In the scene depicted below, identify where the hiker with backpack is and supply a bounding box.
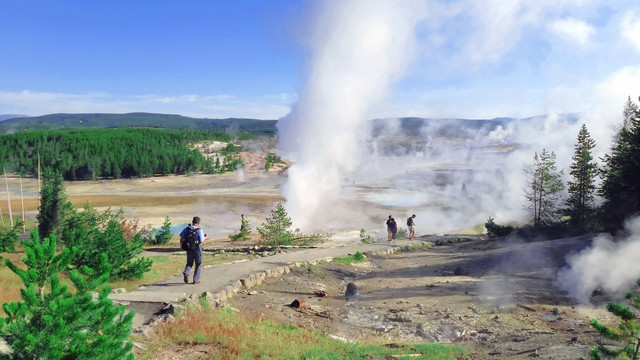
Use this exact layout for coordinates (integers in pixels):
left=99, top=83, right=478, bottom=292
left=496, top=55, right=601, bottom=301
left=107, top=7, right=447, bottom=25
left=180, top=216, right=206, bottom=284
left=407, top=214, right=416, bottom=241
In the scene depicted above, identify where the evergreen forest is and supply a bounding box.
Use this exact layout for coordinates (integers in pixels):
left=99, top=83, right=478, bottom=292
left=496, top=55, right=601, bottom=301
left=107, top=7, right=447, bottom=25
left=0, top=128, right=251, bottom=180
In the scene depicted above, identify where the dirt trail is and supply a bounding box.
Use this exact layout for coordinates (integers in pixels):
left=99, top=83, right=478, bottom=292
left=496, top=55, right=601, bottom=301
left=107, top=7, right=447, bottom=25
left=229, top=235, right=617, bottom=359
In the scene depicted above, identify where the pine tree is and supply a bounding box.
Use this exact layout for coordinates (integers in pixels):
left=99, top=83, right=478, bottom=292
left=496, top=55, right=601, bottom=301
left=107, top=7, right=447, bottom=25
left=37, top=168, right=73, bottom=240
left=0, top=220, right=22, bottom=255
left=61, top=205, right=153, bottom=280
left=600, top=97, right=640, bottom=230
left=567, top=124, right=597, bottom=230
left=0, top=231, right=135, bottom=359
left=524, top=149, right=565, bottom=228
left=257, top=203, right=294, bottom=246
left=148, top=216, right=173, bottom=245
left=586, top=279, right=640, bottom=359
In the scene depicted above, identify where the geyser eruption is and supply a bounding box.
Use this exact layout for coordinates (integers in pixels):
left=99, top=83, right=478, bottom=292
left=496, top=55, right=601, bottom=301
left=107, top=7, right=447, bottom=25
left=277, top=0, right=427, bottom=230
left=558, top=216, right=640, bottom=303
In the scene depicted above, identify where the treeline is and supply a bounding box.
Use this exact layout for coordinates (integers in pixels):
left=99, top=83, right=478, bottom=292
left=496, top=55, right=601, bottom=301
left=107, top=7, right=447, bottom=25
left=488, top=96, right=640, bottom=237
left=0, top=112, right=278, bottom=135
left=0, top=128, right=250, bottom=180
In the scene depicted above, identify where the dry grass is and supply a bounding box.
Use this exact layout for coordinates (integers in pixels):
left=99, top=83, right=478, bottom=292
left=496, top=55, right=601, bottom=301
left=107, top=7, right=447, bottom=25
left=66, top=194, right=282, bottom=209
left=135, top=306, right=465, bottom=360
left=0, top=255, right=23, bottom=307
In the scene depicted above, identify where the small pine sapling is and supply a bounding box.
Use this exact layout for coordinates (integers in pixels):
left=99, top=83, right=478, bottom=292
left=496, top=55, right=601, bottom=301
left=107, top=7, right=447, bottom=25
left=586, top=278, right=640, bottom=359
left=257, top=203, right=294, bottom=246
left=359, top=228, right=373, bottom=244
left=149, top=216, right=172, bottom=245
left=229, top=217, right=251, bottom=242
left=0, top=231, right=135, bottom=359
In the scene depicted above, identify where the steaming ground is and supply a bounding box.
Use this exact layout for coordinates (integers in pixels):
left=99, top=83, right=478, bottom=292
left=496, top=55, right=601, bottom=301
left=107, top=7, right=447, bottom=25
left=230, top=235, right=619, bottom=359
left=6, top=166, right=631, bottom=358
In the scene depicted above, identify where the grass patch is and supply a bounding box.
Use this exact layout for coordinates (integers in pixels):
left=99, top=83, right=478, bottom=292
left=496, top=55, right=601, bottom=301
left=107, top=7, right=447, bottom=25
left=331, top=251, right=366, bottom=266
left=135, top=306, right=465, bottom=360
left=300, top=263, right=326, bottom=277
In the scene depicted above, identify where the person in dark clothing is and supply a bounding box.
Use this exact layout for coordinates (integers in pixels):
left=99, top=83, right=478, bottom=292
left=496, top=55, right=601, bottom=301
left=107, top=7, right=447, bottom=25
left=386, top=215, right=398, bottom=242
left=180, top=216, right=206, bottom=284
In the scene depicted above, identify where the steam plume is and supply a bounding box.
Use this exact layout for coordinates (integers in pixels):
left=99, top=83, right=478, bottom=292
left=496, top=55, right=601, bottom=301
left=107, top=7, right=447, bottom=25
left=558, top=216, right=640, bottom=303
left=277, top=0, right=427, bottom=230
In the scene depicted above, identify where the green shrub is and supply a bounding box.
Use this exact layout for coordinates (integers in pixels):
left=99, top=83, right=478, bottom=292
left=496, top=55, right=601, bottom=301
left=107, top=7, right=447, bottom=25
left=61, top=205, right=152, bottom=280
left=229, top=217, right=251, bottom=241
left=228, top=231, right=250, bottom=241
left=257, top=203, right=294, bottom=246
left=257, top=203, right=327, bottom=246
left=146, top=216, right=172, bottom=245
left=359, top=228, right=373, bottom=244
left=485, top=217, right=514, bottom=238
left=0, top=220, right=22, bottom=254
left=1, top=231, right=135, bottom=359
left=332, top=251, right=366, bottom=265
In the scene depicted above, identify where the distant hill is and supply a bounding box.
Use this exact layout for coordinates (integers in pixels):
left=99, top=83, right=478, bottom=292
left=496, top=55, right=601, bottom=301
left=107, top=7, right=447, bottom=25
left=0, top=114, right=25, bottom=122
left=371, top=114, right=578, bottom=138
left=0, top=112, right=579, bottom=137
left=0, top=112, right=278, bottom=135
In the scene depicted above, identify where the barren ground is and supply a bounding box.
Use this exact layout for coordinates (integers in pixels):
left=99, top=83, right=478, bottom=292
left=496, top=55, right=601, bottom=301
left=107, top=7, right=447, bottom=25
left=2, top=170, right=620, bottom=359
left=229, top=236, right=616, bottom=359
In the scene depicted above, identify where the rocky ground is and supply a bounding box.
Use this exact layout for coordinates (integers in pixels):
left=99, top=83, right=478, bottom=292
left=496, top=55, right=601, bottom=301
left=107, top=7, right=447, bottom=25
left=229, top=235, right=618, bottom=359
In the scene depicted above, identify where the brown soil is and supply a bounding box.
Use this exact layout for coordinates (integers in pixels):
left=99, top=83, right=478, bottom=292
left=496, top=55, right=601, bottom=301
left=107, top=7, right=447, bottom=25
left=1, top=171, right=619, bottom=359
left=229, top=236, right=616, bottom=359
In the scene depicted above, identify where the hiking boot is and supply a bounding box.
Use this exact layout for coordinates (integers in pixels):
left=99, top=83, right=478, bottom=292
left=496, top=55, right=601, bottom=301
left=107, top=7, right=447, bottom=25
left=183, top=274, right=189, bottom=284
left=193, top=280, right=201, bottom=285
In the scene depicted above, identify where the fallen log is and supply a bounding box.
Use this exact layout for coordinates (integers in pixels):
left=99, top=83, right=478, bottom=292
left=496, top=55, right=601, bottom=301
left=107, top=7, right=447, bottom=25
left=515, top=348, right=540, bottom=355
left=516, top=303, right=537, bottom=312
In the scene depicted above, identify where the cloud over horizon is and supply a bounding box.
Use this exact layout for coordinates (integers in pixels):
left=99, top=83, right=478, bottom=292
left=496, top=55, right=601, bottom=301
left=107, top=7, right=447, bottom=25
left=1, top=1, right=638, bottom=121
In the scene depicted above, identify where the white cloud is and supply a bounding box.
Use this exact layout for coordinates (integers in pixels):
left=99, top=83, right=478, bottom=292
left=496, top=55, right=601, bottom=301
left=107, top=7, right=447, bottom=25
left=621, top=10, right=640, bottom=52
left=0, top=90, right=292, bottom=119
left=595, top=65, right=640, bottom=105
left=548, top=17, right=595, bottom=47
left=436, top=0, right=598, bottom=66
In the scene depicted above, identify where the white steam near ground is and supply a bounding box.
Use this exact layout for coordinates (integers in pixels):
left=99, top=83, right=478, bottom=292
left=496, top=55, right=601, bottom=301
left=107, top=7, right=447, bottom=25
left=558, top=216, right=640, bottom=304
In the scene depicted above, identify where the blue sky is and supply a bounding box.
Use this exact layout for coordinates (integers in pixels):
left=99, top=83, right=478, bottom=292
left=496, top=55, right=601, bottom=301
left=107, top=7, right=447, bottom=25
left=1, top=1, right=639, bottom=120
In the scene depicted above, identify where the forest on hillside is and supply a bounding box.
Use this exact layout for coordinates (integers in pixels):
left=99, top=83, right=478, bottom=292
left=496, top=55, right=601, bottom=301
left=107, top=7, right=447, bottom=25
left=0, top=128, right=250, bottom=180
left=0, top=112, right=278, bottom=135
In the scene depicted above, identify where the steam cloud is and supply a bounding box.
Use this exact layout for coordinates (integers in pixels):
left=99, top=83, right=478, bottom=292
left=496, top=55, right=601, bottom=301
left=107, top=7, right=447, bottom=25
left=277, top=0, right=427, bottom=230
left=558, top=216, right=640, bottom=303
left=276, top=0, right=630, bottom=236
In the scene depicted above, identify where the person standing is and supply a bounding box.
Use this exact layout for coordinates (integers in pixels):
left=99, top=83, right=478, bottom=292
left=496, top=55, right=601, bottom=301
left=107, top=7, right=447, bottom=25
left=240, top=214, right=248, bottom=232
left=180, top=216, right=206, bottom=284
left=386, top=215, right=398, bottom=242
left=407, top=214, right=416, bottom=241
